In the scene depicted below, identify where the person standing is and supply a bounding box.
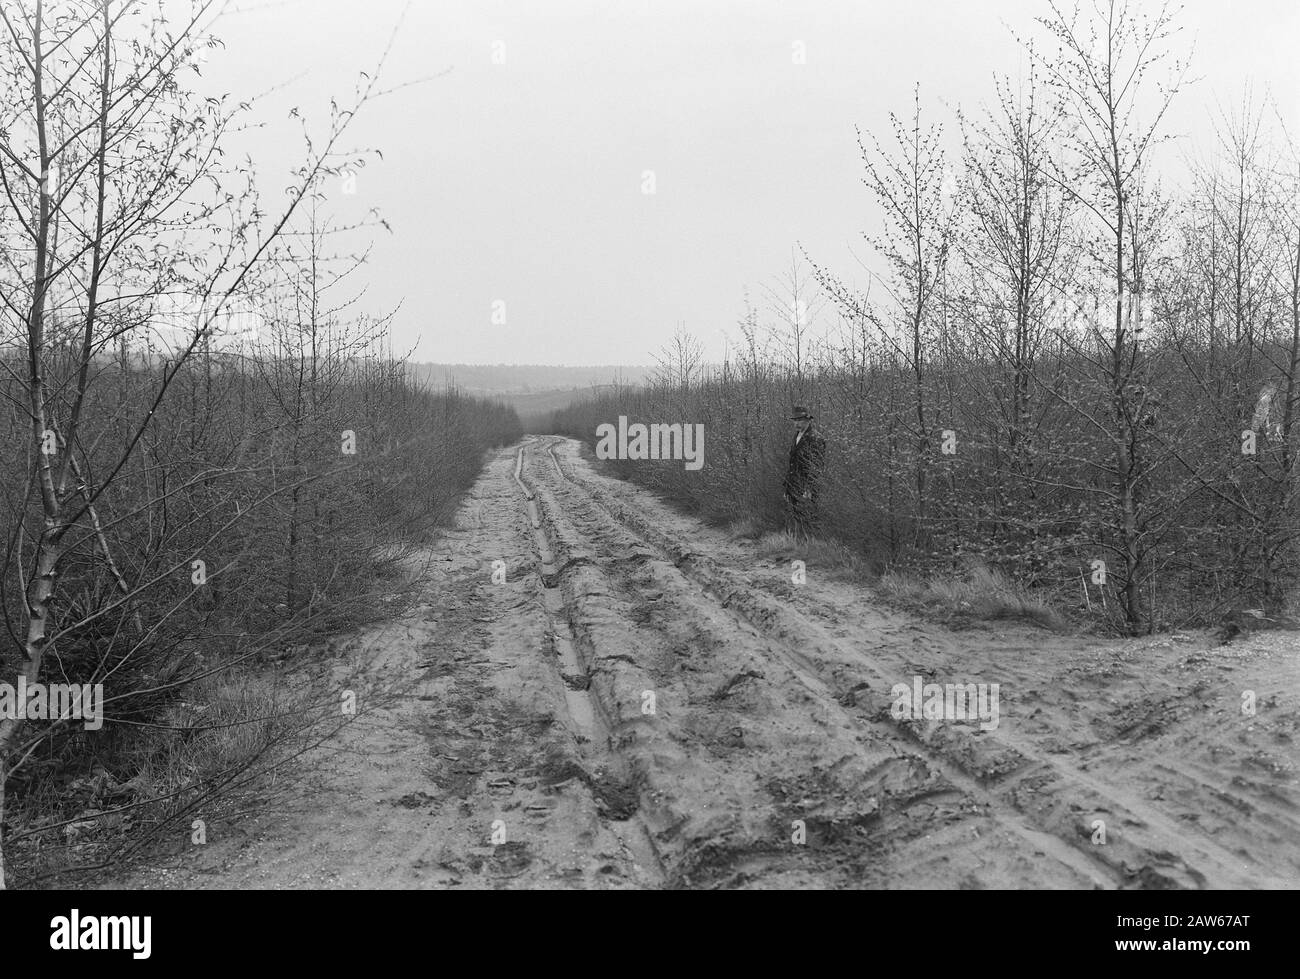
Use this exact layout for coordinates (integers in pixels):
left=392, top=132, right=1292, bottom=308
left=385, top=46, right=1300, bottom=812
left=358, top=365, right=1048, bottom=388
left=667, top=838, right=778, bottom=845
left=782, top=406, right=826, bottom=539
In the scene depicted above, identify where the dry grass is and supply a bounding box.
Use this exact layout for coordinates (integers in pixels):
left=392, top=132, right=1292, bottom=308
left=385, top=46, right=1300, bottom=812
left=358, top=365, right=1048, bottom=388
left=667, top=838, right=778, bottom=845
left=6, top=654, right=345, bottom=888
left=752, top=530, right=862, bottom=574
left=878, top=562, right=1068, bottom=632
left=727, top=517, right=767, bottom=541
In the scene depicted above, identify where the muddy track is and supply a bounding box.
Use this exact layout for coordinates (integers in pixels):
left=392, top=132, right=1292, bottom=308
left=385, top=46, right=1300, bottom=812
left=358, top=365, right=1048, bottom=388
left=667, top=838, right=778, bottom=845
left=513, top=438, right=1099, bottom=886
left=515, top=435, right=1298, bottom=889
left=135, top=437, right=1296, bottom=890
left=512, top=440, right=664, bottom=877
left=517, top=437, right=1113, bottom=886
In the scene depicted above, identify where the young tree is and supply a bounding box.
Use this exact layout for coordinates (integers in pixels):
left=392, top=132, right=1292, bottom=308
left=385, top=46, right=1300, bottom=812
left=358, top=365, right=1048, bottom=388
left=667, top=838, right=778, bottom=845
left=956, top=69, right=1072, bottom=482
left=1025, top=0, right=1190, bottom=632
left=0, top=0, right=401, bottom=887
left=815, top=85, right=954, bottom=541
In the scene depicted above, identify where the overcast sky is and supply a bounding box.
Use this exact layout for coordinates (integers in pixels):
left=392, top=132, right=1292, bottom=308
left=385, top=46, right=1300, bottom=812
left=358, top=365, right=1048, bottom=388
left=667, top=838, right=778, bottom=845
left=201, top=0, right=1300, bottom=366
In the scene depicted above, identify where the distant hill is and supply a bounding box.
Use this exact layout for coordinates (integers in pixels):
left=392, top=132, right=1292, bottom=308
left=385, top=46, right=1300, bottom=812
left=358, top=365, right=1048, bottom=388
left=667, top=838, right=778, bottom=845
left=405, top=363, right=651, bottom=432
left=407, top=363, right=648, bottom=395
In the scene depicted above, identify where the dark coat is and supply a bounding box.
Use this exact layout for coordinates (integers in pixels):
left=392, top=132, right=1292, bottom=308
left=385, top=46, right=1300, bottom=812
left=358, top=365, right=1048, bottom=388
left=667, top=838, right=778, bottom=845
left=783, top=427, right=826, bottom=500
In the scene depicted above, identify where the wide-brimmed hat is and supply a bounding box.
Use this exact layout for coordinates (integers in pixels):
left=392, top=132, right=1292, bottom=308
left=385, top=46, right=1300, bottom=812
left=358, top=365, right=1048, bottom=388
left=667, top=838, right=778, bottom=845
left=789, top=406, right=815, bottom=421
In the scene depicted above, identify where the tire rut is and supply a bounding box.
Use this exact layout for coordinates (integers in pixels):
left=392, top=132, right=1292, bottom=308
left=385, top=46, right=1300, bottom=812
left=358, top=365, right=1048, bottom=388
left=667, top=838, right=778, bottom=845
left=520, top=438, right=1112, bottom=887
left=531, top=436, right=1283, bottom=889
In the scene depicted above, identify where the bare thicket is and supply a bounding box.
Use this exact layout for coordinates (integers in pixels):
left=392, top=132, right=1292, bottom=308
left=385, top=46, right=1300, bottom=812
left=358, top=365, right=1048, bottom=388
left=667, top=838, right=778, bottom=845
left=0, top=0, right=519, bottom=887
left=555, top=0, right=1300, bottom=637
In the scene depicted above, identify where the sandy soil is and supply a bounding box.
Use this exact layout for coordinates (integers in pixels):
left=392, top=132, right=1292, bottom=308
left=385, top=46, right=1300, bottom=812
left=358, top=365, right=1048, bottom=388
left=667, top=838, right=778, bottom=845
left=123, top=437, right=1300, bottom=889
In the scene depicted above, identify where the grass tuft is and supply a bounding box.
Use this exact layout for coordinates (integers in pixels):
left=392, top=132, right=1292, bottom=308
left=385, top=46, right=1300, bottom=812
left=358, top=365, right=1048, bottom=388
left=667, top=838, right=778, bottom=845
left=877, top=562, right=1067, bottom=632
left=753, top=530, right=862, bottom=574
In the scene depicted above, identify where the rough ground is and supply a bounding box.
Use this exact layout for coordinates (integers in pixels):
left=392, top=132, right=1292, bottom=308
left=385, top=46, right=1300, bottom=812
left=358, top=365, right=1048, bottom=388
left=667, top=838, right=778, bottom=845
left=126, top=437, right=1300, bottom=889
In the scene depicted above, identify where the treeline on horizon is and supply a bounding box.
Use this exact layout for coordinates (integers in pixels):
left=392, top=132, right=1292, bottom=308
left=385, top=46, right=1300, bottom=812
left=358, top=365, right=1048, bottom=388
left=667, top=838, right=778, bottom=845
left=406, top=361, right=649, bottom=395
left=555, top=2, right=1300, bottom=638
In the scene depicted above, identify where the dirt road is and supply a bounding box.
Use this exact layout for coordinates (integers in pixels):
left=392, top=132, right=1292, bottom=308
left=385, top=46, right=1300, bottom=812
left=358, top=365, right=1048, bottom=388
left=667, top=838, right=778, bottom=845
left=134, top=437, right=1300, bottom=889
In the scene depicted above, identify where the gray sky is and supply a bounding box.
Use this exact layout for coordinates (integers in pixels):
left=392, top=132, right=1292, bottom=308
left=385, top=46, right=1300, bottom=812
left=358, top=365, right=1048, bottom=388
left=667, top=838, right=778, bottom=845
left=202, top=0, right=1300, bottom=366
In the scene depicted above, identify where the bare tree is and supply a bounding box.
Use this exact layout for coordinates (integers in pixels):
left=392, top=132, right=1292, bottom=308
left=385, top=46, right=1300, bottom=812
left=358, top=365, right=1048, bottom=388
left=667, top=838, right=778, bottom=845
left=0, top=0, right=409, bottom=887
left=815, top=85, right=953, bottom=540
left=1025, top=0, right=1190, bottom=632
left=956, top=68, right=1072, bottom=482
left=760, top=249, right=826, bottom=385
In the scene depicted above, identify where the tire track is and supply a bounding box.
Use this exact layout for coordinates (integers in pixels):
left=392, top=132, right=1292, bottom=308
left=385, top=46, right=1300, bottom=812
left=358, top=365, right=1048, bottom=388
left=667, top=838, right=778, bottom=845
left=532, top=435, right=1285, bottom=889
left=513, top=440, right=665, bottom=879
left=521, top=438, right=1114, bottom=887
